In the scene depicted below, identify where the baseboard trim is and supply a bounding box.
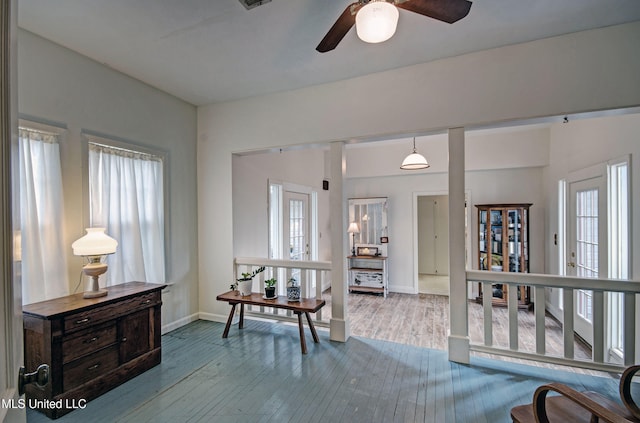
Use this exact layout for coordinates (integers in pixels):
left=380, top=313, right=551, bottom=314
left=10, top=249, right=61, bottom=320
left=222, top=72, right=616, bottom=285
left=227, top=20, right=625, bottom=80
left=198, top=311, right=230, bottom=324
left=161, top=312, right=199, bottom=334
left=390, top=286, right=418, bottom=294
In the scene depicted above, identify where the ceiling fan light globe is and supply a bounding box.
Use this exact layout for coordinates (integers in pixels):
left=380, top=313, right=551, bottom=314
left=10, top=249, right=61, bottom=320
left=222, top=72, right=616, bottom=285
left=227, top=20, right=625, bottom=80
left=400, top=152, right=430, bottom=170
left=356, top=1, right=399, bottom=44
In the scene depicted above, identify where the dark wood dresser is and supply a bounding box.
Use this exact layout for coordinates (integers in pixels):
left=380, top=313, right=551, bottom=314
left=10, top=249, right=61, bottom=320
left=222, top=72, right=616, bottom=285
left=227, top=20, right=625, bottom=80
left=23, top=281, right=166, bottom=418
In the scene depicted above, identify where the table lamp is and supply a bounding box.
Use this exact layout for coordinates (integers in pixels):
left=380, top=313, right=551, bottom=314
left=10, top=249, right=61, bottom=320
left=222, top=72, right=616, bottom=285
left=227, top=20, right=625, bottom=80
left=347, top=222, right=360, bottom=256
left=72, top=228, right=118, bottom=298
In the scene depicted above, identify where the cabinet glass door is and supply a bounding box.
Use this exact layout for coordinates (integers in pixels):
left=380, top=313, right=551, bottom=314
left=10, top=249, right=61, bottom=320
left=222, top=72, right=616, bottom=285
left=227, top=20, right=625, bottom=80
left=507, top=209, right=521, bottom=272
left=479, top=210, right=487, bottom=270
left=490, top=210, right=503, bottom=271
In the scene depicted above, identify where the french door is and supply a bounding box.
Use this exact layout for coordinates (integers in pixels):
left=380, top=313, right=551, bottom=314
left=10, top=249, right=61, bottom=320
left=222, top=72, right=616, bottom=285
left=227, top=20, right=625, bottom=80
left=282, top=190, right=310, bottom=292
left=567, top=174, right=606, bottom=346
left=284, top=191, right=309, bottom=262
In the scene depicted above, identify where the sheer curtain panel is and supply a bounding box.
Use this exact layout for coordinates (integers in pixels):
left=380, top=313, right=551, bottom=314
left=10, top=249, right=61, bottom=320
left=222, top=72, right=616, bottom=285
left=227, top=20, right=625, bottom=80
left=88, top=142, right=165, bottom=285
left=19, top=128, right=69, bottom=304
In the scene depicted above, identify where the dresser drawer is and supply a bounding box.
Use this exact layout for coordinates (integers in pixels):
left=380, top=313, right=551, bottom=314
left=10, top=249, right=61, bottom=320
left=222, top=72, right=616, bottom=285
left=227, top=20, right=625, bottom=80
left=62, top=323, right=117, bottom=364
left=63, top=345, right=119, bottom=391
left=352, top=270, right=384, bottom=287
left=64, top=291, right=160, bottom=332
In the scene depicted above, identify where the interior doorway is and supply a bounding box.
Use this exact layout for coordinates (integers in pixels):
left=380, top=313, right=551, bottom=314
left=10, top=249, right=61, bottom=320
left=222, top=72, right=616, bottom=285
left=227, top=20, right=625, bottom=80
left=417, top=194, right=450, bottom=296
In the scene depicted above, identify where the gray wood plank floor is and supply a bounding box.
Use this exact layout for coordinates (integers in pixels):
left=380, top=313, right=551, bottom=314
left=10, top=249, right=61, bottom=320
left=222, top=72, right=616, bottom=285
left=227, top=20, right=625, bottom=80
left=27, top=319, right=622, bottom=423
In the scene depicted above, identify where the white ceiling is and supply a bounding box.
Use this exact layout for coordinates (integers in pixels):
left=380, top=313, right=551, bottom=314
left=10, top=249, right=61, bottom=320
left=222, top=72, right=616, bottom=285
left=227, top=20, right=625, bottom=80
left=18, top=0, right=640, bottom=106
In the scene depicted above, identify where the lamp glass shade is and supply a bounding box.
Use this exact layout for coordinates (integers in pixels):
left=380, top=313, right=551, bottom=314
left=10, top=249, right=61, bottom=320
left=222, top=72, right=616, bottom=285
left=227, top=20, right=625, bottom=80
left=72, top=228, right=118, bottom=256
left=400, top=152, right=430, bottom=170
left=347, top=222, right=360, bottom=234
left=356, top=1, right=399, bottom=44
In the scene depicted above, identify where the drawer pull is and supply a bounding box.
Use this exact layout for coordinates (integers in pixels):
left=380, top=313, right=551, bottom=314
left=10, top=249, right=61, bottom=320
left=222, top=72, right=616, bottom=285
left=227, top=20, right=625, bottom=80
left=87, top=363, right=101, bottom=371
left=122, top=337, right=127, bottom=342
left=75, top=318, right=90, bottom=324
left=84, top=337, right=99, bottom=344
left=142, top=299, right=151, bottom=305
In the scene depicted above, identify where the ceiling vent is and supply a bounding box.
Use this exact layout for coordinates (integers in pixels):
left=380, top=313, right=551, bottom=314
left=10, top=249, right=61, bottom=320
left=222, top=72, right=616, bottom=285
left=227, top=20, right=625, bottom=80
left=239, top=0, right=271, bottom=10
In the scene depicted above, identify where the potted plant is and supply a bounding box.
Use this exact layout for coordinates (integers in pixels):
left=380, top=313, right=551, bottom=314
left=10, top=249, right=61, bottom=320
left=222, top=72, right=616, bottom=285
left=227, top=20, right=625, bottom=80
left=231, top=266, right=265, bottom=296
left=286, top=277, right=300, bottom=302
left=264, top=277, right=277, bottom=299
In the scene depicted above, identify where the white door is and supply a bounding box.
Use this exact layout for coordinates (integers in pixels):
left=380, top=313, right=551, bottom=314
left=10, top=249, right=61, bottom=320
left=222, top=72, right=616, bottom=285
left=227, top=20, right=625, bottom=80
left=283, top=191, right=310, bottom=288
left=567, top=175, right=606, bottom=346
left=417, top=195, right=450, bottom=276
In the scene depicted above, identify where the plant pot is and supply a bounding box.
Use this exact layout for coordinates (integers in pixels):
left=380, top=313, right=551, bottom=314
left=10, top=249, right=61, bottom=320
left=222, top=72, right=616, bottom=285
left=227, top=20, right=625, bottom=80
left=286, top=286, right=300, bottom=302
left=264, top=286, right=276, bottom=298
left=237, top=279, right=253, bottom=296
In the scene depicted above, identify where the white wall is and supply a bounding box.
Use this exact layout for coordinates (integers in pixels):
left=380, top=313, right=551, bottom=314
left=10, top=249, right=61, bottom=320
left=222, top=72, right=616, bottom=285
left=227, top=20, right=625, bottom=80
left=198, top=22, right=640, bottom=318
left=18, top=30, right=199, bottom=329
left=232, top=148, right=331, bottom=261
left=543, top=113, right=640, bottom=338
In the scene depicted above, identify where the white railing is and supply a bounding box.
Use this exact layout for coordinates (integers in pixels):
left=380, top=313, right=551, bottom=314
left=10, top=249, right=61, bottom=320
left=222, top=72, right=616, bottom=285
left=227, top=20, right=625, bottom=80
left=234, top=257, right=332, bottom=327
left=467, top=270, right=640, bottom=373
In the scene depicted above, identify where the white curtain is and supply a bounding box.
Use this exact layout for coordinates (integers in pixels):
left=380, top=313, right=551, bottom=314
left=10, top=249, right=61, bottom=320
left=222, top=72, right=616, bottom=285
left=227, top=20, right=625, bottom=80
left=19, top=128, right=69, bottom=304
left=88, top=142, right=165, bottom=285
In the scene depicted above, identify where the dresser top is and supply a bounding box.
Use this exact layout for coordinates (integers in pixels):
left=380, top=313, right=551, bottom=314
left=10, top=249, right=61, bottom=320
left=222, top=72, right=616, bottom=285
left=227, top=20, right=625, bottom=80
left=23, top=281, right=166, bottom=319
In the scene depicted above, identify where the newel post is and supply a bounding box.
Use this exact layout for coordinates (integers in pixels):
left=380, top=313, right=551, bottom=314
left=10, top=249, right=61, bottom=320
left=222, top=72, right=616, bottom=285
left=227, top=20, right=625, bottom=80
left=448, top=127, right=470, bottom=363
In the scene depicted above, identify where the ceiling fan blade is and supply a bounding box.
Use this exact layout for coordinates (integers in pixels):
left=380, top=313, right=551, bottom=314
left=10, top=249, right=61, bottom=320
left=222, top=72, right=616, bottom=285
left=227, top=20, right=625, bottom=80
left=316, top=2, right=363, bottom=53
left=396, top=0, right=472, bottom=24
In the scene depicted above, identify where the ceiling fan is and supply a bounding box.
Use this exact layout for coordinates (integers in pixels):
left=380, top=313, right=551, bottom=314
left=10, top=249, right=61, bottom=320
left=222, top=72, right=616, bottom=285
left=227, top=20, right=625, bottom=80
left=316, top=0, right=472, bottom=53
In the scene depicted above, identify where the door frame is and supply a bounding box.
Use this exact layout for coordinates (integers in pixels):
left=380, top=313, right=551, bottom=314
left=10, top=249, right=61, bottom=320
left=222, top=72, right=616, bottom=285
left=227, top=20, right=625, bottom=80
left=566, top=163, right=608, bottom=347
left=1, top=0, right=24, bottom=420
left=411, top=190, right=472, bottom=295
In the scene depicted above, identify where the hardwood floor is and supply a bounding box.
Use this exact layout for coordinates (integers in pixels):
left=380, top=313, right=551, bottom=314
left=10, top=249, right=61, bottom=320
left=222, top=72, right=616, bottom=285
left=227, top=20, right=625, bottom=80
left=27, top=319, right=621, bottom=423
left=324, top=290, right=607, bottom=377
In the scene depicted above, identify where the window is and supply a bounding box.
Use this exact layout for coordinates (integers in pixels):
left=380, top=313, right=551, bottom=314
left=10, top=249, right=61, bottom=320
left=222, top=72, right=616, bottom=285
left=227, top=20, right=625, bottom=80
left=87, top=137, right=166, bottom=285
left=18, top=125, right=69, bottom=303
left=575, top=188, right=598, bottom=322
left=608, top=158, right=629, bottom=357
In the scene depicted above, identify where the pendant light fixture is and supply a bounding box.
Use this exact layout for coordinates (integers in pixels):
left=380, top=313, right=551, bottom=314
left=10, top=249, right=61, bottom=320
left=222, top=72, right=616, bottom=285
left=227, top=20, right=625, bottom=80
left=400, top=137, right=430, bottom=170
left=356, top=0, right=400, bottom=44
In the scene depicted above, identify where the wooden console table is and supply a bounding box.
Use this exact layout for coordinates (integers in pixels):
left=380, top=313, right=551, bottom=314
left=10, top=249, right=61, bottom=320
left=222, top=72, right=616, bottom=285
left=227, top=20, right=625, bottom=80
left=216, top=291, right=325, bottom=354
left=23, top=282, right=166, bottom=418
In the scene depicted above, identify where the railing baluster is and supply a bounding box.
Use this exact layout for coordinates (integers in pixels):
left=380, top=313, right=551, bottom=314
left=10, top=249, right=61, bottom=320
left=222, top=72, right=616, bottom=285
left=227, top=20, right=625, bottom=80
left=534, top=286, right=546, bottom=355
left=563, top=288, right=575, bottom=359
left=593, top=291, right=605, bottom=363
left=508, top=283, right=518, bottom=351
left=482, top=282, right=493, bottom=346
left=315, top=269, right=323, bottom=321
left=623, top=292, right=636, bottom=366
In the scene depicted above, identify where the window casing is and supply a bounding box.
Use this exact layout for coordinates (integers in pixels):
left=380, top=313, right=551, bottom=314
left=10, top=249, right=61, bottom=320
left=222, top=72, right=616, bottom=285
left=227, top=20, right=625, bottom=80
left=86, top=135, right=167, bottom=285
left=18, top=124, right=70, bottom=303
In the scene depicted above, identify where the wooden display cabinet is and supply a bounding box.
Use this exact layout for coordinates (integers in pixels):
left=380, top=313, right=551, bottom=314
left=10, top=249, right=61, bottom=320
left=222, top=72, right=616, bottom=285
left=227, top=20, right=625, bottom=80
left=476, top=204, right=531, bottom=308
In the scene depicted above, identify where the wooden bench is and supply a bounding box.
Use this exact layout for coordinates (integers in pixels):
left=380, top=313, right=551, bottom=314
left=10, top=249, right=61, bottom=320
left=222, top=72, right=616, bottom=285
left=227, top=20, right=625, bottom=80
left=216, top=291, right=326, bottom=354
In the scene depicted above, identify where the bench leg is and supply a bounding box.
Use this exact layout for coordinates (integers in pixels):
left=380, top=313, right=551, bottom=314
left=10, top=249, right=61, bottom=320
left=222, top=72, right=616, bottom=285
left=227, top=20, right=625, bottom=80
left=222, top=303, right=237, bottom=338
left=239, top=303, right=245, bottom=329
left=305, top=312, right=320, bottom=343
left=295, top=311, right=308, bottom=354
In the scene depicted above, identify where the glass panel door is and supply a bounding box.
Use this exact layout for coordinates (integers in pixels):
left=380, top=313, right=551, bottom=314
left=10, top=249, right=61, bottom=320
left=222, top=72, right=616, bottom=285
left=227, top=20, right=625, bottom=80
left=568, top=176, right=604, bottom=346
left=283, top=191, right=309, bottom=287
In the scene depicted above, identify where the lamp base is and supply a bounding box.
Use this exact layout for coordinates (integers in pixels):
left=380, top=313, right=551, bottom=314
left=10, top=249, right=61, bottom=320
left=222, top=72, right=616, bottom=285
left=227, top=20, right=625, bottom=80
left=83, top=288, right=108, bottom=299
left=82, top=260, right=109, bottom=299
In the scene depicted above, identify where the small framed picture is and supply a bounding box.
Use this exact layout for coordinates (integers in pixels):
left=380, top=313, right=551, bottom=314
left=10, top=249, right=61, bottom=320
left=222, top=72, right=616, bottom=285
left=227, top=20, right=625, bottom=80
left=357, top=246, right=378, bottom=256
left=380, top=236, right=389, bottom=244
